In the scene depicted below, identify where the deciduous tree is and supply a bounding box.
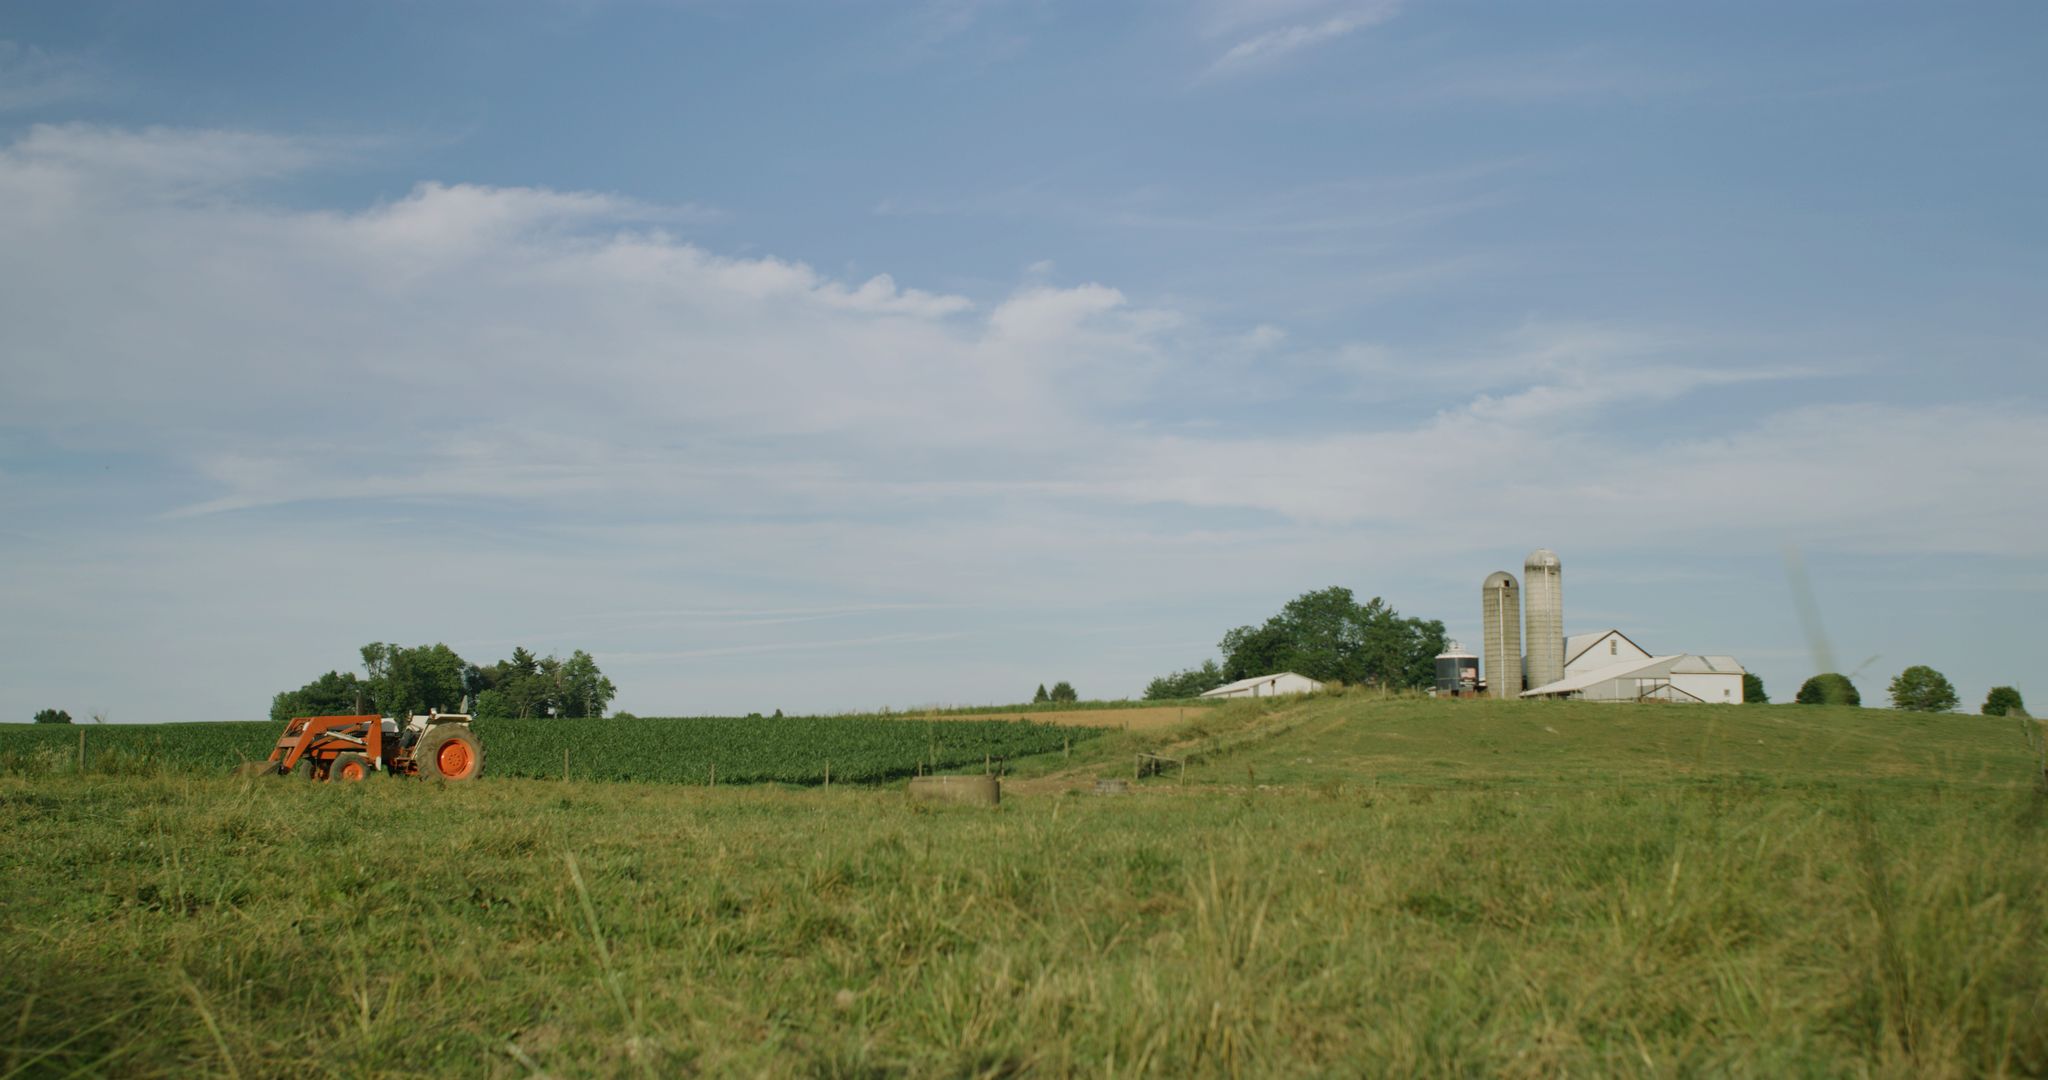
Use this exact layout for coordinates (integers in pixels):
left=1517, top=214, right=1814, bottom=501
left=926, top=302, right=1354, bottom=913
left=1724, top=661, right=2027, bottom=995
left=1888, top=665, right=1958, bottom=713
left=32, top=708, right=71, bottom=725
left=1742, top=672, right=1768, bottom=704
left=272, top=643, right=617, bottom=721
left=360, top=643, right=467, bottom=717
left=269, top=670, right=369, bottom=722
left=1202, top=586, right=1444, bottom=689
left=1048, top=681, right=1078, bottom=703
left=1144, top=660, right=1225, bottom=700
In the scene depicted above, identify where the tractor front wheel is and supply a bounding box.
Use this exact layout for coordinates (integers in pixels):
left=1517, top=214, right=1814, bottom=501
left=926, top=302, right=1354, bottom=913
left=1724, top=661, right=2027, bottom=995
left=290, top=757, right=319, bottom=781
left=416, top=726, right=485, bottom=782
left=330, top=752, right=373, bottom=783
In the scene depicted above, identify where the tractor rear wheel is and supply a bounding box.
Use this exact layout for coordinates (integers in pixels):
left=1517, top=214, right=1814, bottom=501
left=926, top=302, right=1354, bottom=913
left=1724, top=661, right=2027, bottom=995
left=330, top=752, right=373, bottom=783
left=416, top=726, right=485, bottom=781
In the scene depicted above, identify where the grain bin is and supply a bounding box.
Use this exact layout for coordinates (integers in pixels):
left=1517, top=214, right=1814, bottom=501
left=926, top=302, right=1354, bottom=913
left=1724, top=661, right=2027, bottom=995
left=1434, top=640, right=1481, bottom=695
left=1523, top=548, right=1564, bottom=691
left=1481, top=572, right=1522, bottom=699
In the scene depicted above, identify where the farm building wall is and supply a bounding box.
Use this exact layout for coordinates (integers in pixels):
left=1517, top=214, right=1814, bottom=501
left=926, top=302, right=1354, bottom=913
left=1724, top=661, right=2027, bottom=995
left=1670, top=671, right=1743, bottom=704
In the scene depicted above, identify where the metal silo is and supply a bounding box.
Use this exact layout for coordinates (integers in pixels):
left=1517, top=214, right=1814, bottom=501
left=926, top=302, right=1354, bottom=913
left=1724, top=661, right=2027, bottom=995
left=1481, top=572, right=1522, bottom=699
left=1523, top=548, right=1564, bottom=691
left=1434, top=640, right=1480, bottom=695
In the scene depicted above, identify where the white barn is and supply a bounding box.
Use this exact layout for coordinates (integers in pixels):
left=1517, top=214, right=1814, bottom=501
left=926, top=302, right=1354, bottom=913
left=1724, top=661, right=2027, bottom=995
left=1200, top=672, right=1325, bottom=699
left=1524, top=628, right=1745, bottom=704
left=1565, top=629, right=1653, bottom=675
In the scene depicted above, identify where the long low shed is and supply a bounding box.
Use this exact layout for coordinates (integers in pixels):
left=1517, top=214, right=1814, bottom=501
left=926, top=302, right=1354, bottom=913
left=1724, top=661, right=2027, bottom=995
left=1522, top=654, right=1746, bottom=704
left=1200, top=671, right=1326, bottom=699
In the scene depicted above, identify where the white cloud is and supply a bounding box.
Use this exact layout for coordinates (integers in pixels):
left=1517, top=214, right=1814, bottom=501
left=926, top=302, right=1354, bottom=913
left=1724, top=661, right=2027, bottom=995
left=2, top=123, right=342, bottom=199
left=1204, top=2, right=1400, bottom=78
left=0, top=124, right=2041, bottom=722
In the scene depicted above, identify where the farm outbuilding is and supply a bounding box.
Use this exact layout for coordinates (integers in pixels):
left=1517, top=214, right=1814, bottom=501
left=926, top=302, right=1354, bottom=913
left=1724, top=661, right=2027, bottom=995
left=1524, top=651, right=1746, bottom=704
left=1200, top=672, right=1325, bottom=699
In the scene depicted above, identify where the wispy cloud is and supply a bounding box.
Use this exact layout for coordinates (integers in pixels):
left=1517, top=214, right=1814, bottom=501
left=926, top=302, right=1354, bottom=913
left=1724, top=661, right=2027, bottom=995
left=1, top=124, right=2041, bottom=722
left=604, top=632, right=969, bottom=663
left=0, top=41, right=102, bottom=112
left=1203, top=2, right=1400, bottom=79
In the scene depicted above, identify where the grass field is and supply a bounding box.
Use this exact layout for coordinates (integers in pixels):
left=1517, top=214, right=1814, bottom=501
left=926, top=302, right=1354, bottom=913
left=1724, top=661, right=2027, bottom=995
left=2, top=696, right=2043, bottom=1076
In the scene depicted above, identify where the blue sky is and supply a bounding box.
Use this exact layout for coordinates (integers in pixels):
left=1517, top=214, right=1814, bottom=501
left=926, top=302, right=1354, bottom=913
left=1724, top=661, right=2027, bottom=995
left=2, top=1, right=2043, bottom=721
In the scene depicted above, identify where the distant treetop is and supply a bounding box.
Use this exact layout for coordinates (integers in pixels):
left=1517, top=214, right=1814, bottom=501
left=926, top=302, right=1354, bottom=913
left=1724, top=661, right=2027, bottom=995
left=1982, top=686, right=2026, bottom=717
left=1795, top=673, right=1861, bottom=707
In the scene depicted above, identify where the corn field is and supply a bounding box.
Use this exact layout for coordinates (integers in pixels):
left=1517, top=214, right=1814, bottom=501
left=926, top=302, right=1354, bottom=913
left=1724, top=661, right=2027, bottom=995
left=0, top=715, right=1099, bottom=783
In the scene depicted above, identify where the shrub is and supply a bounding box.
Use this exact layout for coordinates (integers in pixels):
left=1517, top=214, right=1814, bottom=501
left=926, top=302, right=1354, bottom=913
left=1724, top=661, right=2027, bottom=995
left=1795, top=673, right=1861, bottom=706
left=1982, top=686, right=2026, bottom=717
left=1742, top=673, right=1768, bottom=704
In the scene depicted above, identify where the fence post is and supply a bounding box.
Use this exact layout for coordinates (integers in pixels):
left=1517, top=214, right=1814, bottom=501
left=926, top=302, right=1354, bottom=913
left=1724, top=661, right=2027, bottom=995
left=710, top=761, right=716, bottom=788
left=564, top=747, right=570, bottom=782
left=825, top=761, right=831, bottom=789
left=78, top=729, right=86, bottom=773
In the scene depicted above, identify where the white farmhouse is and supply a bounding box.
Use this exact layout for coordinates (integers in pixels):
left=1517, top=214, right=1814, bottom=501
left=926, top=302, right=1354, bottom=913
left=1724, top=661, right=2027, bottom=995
left=1200, top=672, right=1325, bottom=699
left=1523, top=628, right=1746, bottom=704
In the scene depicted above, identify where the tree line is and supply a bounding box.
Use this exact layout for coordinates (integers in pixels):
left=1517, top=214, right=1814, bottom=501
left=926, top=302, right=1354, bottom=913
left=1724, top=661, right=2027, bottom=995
left=1031, top=682, right=1078, bottom=704
left=270, top=642, right=617, bottom=722
left=1780, top=667, right=2024, bottom=715
left=1144, top=586, right=1447, bottom=699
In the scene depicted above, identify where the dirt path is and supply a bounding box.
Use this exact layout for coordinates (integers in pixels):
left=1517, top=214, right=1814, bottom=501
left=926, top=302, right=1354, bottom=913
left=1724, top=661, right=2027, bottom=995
left=914, top=706, right=1204, bottom=732
left=999, top=702, right=1317, bottom=796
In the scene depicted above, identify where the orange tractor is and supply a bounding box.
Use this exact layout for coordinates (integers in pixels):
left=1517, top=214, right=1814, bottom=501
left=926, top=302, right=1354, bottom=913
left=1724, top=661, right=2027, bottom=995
left=246, top=710, right=486, bottom=782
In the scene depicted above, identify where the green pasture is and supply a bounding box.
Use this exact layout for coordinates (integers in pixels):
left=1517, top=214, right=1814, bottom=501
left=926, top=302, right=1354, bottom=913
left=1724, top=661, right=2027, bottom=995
left=1, top=696, right=2042, bottom=1076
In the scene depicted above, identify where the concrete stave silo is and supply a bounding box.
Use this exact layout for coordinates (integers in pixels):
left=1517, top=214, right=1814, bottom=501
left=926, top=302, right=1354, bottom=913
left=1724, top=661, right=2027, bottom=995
left=1523, top=548, right=1564, bottom=691
left=1481, top=572, right=1522, bottom=699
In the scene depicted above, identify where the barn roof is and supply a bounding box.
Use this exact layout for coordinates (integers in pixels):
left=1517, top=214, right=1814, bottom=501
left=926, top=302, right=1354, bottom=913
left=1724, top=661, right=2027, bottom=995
left=1199, top=671, right=1322, bottom=697
left=1564, top=629, right=1652, bottom=667
left=1523, top=653, right=1746, bottom=697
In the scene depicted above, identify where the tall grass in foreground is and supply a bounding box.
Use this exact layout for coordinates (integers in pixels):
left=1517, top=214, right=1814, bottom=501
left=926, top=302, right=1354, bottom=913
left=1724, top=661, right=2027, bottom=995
left=3, top=768, right=2042, bottom=1076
